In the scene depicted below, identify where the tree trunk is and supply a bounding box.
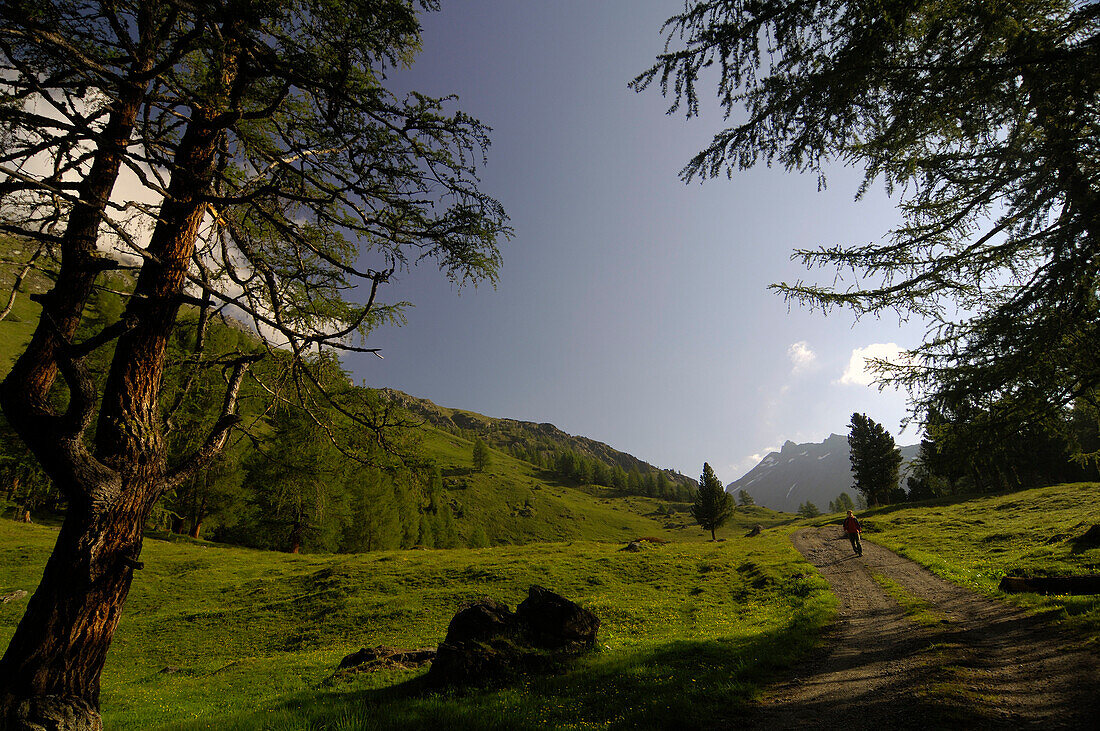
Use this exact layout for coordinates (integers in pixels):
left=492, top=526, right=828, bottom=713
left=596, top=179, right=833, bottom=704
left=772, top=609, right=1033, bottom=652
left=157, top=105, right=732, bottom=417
left=0, top=106, right=229, bottom=731
left=289, top=519, right=303, bottom=554
left=189, top=493, right=208, bottom=539
left=0, top=9, right=248, bottom=728
left=0, top=94, right=150, bottom=731
left=0, top=472, right=157, bottom=729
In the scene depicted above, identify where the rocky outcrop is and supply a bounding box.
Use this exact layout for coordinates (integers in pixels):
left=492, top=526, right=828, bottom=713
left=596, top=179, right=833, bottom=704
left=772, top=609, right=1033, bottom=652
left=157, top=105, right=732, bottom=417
left=427, top=586, right=599, bottom=687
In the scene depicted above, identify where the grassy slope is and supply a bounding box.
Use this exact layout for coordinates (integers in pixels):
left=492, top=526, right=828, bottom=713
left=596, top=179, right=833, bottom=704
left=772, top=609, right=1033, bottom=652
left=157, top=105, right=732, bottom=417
left=0, top=240, right=48, bottom=371
left=383, top=389, right=695, bottom=487
left=410, top=421, right=786, bottom=546
left=0, top=236, right=788, bottom=547
left=0, top=521, right=834, bottom=730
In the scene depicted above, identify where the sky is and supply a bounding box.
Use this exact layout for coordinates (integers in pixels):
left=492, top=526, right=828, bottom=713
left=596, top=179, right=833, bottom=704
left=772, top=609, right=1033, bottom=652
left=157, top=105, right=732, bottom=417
left=345, top=0, right=931, bottom=485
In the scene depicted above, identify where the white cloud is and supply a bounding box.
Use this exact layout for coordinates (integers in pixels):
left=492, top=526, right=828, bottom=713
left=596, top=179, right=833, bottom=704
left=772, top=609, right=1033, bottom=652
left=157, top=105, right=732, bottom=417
left=728, top=447, right=780, bottom=481
left=837, top=343, right=905, bottom=386
left=787, top=341, right=816, bottom=374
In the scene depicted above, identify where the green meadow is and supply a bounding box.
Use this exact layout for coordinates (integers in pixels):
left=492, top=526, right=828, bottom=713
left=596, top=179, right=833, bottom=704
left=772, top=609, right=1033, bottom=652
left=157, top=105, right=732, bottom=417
left=0, top=521, right=833, bottom=729
left=3, top=481, right=1098, bottom=729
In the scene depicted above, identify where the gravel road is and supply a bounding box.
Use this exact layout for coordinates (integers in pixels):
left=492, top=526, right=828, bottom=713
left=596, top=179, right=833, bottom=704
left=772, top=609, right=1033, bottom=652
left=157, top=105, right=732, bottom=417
left=738, top=527, right=1099, bottom=729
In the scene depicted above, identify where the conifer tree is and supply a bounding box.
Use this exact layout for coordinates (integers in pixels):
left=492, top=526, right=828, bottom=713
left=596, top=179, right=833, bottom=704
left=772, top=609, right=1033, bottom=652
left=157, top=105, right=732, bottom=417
left=472, top=438, right=491, bottom=472
left=692, top=462, right=734, bottom=540
left=829, top=492, right=855, bottom=514
left=848, top=414, right=903, bottom=507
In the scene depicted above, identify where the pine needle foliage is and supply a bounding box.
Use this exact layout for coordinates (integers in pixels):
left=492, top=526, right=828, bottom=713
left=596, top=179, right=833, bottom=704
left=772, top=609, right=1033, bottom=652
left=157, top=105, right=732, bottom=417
left=692, top=461, right=734, bottom=540
left=634, top=0, right=1100, bottom=437
left=848, top=413, right=903, bottom=507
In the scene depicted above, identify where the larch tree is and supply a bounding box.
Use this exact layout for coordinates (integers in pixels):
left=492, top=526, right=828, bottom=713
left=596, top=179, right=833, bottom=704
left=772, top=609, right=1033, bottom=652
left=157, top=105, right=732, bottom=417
left=847, top=413, right=903, bottom=507
left=0, top=1, right=509, bottom=727
left=472, top=436, right=490, bottom=472
left=634, top=0, right=1100, bottom=441
left=797, top=501, right=821, bottom=518
left=692, top=461, right=734, bottom=540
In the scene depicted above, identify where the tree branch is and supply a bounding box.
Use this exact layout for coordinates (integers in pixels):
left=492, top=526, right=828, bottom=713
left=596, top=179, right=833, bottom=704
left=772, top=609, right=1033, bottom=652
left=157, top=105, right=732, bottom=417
left=163, top=353, right=263, bottom=491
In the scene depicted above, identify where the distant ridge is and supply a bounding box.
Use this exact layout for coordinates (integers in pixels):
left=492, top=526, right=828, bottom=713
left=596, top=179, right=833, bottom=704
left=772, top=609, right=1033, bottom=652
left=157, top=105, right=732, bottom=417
left=727, top=435, right=919, bottom=513
left=379, top=389, right=695, bottom=487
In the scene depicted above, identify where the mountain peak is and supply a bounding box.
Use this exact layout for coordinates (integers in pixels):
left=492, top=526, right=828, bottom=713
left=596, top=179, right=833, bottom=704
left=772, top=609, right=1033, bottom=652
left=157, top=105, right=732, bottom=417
left=728, top=435, right=918, bottom=512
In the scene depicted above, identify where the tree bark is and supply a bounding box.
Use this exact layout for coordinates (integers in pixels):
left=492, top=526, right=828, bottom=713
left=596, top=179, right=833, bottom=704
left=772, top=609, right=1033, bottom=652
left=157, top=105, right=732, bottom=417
left=0, top=82, right=150, bottom=731
left=0, top=474, right=157, bottom=729
left=0, top=90, right=234, bottom=731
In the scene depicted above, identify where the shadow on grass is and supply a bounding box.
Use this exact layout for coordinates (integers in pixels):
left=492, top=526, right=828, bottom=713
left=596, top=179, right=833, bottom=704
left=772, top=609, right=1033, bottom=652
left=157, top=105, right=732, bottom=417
left=167, top=605, right=831, bottom=731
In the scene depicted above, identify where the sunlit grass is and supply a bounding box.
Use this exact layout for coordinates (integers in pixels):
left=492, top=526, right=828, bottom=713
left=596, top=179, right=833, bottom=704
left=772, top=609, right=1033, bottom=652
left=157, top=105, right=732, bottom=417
left=859, top=482, right=1100, bottom=637
left=1, top=521, right=834, bottom=729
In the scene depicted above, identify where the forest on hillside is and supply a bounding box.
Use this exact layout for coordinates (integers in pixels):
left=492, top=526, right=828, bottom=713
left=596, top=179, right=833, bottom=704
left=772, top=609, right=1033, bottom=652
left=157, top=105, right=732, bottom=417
left=0, top=247, right=697, bottom=552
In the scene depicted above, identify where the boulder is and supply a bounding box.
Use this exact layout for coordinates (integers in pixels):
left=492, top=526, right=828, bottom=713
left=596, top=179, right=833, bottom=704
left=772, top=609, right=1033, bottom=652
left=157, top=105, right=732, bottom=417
left=443, top=599, right=514, bottom=643
left=427, top=586, right=599, bottom=687
left=745, top=525, right=763, bottom=537
left=516, top=584, right=600, bottom=650
left=1074, top=524, right=1100, bottom=549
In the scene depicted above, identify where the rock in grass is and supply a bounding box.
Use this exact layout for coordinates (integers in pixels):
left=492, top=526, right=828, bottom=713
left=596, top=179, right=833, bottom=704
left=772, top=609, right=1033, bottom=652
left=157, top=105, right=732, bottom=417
left=427, top=586, right=599, bottom=687
left=516, top=585, right=600, bottom=650
left=338, top=645, right=436, bottom=672
left=1075, top=524, right=1100, bottom=548
left=443, top=598, right=514, bottom=643
left=622, top=536, right=670, bottom=552
left=998, top=575, right=1100, bottom=595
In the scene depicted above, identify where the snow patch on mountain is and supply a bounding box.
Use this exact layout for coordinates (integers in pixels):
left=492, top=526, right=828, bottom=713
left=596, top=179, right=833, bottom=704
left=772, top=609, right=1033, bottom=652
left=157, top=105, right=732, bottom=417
left=726, top=435, right=918, bottom=513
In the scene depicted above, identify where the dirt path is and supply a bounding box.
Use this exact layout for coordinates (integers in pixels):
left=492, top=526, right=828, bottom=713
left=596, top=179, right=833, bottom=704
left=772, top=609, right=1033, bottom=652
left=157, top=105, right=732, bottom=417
left=743, top=527, right=1100, bottom=729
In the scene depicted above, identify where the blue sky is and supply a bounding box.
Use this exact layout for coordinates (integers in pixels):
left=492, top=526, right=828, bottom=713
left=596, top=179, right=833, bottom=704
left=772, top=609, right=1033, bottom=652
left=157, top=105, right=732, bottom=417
left=346, top=0, right=930, bottom=484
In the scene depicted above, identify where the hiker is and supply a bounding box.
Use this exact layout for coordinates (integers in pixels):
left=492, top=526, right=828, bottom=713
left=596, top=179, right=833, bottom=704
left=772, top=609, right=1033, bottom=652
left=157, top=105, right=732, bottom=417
left=842, top=510, right=862, bottom=556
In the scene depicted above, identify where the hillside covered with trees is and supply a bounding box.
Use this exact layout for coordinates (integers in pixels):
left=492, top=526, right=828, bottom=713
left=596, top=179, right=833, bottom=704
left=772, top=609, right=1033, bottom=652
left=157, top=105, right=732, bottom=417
left=0, top=237, right=715, bottom=555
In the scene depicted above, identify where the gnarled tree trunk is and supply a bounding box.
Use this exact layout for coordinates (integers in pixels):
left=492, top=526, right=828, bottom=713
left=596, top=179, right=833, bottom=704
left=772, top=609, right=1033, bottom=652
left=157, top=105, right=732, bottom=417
left=0, top=69, right=241, bottom=728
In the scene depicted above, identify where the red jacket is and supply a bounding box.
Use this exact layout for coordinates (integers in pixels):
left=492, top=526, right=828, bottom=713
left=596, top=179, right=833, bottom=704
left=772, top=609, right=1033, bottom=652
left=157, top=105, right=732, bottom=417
left=843, top=516, right=861, bottom=534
